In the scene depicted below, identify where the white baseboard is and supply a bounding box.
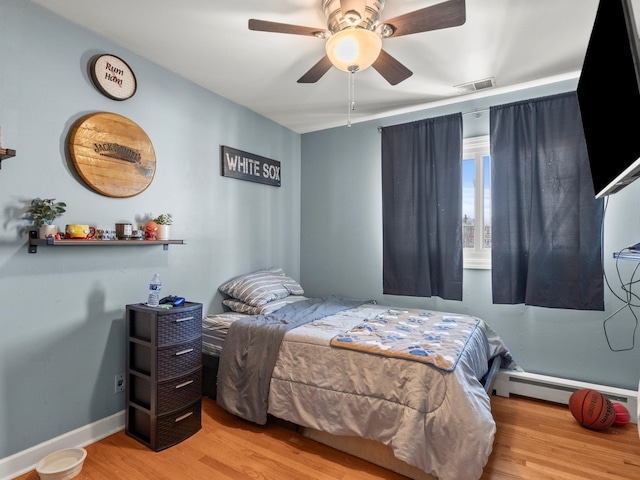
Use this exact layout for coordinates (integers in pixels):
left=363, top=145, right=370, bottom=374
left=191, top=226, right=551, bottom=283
left=494, top=369, right=638, bottom=424
left=0, top=410, right=125, bottom=480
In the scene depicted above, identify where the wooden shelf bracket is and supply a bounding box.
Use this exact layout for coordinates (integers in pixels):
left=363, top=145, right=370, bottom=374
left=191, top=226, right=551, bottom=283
left=0, top=147, right=16, bottom=169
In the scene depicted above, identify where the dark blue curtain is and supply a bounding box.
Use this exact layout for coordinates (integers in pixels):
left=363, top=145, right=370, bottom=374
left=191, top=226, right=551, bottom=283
left=490, top=92, right=604, bottom=310
left=382, top=114, right=463, bottom=301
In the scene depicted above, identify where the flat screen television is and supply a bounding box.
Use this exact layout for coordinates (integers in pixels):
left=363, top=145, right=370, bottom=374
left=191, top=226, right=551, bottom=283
left=577, top=0, right=640, bottom=198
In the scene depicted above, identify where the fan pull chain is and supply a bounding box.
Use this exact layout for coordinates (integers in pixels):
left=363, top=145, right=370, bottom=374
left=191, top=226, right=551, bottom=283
left=347, top=66, right=358, bottom=127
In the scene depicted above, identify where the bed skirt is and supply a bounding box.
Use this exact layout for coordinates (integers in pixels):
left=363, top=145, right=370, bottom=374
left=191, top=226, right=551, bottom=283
left=302, top=427, right=437, bottom=480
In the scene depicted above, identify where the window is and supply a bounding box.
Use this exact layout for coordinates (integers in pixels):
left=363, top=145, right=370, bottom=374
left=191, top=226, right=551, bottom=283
left=462, top=135, right=491, bottom=269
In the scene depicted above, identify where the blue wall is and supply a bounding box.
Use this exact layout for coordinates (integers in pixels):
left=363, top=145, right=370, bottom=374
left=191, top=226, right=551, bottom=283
left=300, top=86, right=640, bottom=394
left=0, top=0, right=300, bottom=460
left=2, top=0, right=640, bottom=467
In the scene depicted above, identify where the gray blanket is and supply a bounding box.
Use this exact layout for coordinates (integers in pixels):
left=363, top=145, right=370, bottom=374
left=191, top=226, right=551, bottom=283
left=216, top=296, right=367, bottom=424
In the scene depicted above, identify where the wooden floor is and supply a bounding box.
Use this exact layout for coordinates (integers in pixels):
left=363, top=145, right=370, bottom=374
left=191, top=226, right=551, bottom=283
left=14, top=395, right=640, bottom=480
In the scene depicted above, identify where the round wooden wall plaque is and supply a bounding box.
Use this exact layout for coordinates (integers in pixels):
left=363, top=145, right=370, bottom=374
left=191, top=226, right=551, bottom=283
left=69, top=112, right=156, bottom=197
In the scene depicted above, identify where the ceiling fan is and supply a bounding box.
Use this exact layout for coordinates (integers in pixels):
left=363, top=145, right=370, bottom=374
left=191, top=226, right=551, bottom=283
left=249, top=0, right=466, bottom=85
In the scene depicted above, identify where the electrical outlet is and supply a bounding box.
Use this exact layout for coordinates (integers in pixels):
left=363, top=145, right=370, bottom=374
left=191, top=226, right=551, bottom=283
left=114, top=373, right=125, bottom=393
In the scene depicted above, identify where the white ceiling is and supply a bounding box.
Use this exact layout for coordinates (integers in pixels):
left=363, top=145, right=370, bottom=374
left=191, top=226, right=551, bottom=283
left=31, top=0, right=602, bottom=134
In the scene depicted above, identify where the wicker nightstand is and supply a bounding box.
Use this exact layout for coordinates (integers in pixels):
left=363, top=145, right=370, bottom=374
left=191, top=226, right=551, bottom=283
left=125, top=302, right=203, bottom=451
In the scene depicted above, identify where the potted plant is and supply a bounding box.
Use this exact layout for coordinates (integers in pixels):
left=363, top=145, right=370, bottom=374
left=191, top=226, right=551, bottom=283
left=152, top=213, right=172, bottom=240
left=26, top=198, right=67, bottom=239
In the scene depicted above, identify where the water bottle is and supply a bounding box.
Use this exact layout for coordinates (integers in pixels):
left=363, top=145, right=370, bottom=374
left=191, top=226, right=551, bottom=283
left=148, top=274, right=162, bottom=306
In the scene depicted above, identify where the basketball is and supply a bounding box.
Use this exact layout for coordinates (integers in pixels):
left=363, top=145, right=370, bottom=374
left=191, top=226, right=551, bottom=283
left=568, top=388, right=615, bottom=430
left=612, top=402, right=631, bottom=426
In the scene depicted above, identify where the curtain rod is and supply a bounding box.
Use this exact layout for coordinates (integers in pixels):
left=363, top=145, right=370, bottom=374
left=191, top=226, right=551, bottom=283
left=377, top=108, right=491, bottom=132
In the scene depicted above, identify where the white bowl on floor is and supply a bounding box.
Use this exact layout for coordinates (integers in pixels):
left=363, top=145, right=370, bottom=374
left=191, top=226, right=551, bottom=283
left=35, top=448, right=87, bottom=480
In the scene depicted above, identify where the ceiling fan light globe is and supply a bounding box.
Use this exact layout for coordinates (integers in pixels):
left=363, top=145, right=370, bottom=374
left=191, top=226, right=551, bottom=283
left=325, top=28, right=382, bottom=72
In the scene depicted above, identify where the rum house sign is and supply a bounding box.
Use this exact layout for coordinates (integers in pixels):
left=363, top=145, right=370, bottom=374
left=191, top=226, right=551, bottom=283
left=221, top=145, right=281, bottom=187
left=89, top=54, right=137, bottom=101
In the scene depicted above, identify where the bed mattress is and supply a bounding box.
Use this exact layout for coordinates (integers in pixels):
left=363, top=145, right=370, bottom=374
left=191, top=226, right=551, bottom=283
left=205, top=301, right=515, bottom=480
left=202, top=312, right=246, bottom=356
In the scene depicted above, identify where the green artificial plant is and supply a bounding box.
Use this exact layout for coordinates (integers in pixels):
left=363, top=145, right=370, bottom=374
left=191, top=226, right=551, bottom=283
left=152, top=213, right=173, bottom=225
left=27, top=198, right=67, bottom=227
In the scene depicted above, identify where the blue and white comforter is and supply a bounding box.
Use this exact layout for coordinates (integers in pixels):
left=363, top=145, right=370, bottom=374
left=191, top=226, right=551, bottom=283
left=266, top=302, right=514, bottom=480
left=214, top=299, right=515, bottom=480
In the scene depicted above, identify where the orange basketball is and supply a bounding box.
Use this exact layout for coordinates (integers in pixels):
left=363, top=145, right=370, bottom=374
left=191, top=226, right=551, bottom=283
left=569, top=388, right=615, bottom=430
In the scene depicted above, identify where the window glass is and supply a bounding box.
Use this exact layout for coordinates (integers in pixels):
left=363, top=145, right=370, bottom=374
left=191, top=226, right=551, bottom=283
left=462, top=158, right=476, bottom=249
left=462, top=136, right=491, bottom=269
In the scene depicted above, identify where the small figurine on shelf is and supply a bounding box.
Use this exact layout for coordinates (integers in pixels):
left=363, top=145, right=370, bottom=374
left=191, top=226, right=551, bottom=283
left=144, top=220, right=158, bottom=240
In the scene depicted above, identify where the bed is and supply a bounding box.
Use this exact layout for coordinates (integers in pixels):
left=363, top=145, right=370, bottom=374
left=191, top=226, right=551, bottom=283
left=202, top=268, right=516, bottom=480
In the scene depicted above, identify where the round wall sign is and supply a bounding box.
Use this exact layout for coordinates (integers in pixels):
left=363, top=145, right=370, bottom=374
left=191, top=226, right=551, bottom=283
left=69, top=112, right=156, bottom=197
left=89, top=54, right=137, bottom=101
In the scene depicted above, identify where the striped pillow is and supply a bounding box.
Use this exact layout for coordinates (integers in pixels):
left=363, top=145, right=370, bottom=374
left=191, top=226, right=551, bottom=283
left=223, top=295, right=308, bottom=315
left=218, top=268, right=304, bottom=307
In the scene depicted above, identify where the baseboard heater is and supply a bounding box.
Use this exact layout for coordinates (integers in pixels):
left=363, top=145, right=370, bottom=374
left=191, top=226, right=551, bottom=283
left=494, top=369, right=638, bottom=424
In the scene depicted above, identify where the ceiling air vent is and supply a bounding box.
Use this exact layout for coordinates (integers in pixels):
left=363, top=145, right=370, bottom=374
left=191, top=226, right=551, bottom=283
left=454, top=77, right=495, bottom=95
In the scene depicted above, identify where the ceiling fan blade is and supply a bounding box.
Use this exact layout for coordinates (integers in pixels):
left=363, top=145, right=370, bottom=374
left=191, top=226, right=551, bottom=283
left=383, top=0, right=466, bottom=38
left=340, top=0, right=366, bottom=18
left=372, top=49, right=413, bottom=85
left=248, top=19, right=326, bottom=37
left=297, top=56, right=334, bottom=83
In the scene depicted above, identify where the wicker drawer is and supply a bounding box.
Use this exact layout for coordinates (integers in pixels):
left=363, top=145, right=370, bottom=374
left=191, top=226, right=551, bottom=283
left=157, top=337, right=202, bottom=381
left=157, top=368, right=202, bottom=415
left=157, top=305, right=202, bottom=347
left=126, top=302, right=203, bottom=452
left=127, top=302, right=202, bottom=345
left=155, top=399, right=202, bottom=451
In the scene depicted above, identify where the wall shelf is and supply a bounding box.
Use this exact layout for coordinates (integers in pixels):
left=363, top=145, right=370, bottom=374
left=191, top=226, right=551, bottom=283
left=28, top=230, right=185, bottom=253
left=613, top=251, right=640, bottom=261
left=0, top=147, right=16, bottom=169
